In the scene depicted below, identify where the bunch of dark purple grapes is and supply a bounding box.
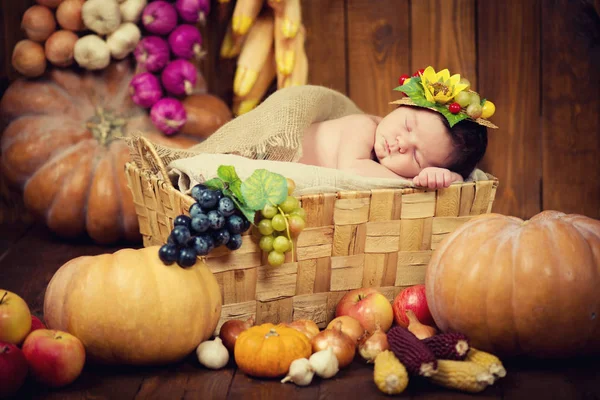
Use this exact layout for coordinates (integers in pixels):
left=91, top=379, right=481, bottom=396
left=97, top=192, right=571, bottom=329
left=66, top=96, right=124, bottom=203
left=158, top=183, right=251, bottom=267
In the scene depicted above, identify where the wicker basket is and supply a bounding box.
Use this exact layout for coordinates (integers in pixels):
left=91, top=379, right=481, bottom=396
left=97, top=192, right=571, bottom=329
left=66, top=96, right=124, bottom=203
left=125, top=137, right=498, bottom=334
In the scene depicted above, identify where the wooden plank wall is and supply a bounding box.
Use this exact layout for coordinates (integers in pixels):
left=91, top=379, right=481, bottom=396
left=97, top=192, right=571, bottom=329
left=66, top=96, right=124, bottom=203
left=1, top=0, right=599, bottom=221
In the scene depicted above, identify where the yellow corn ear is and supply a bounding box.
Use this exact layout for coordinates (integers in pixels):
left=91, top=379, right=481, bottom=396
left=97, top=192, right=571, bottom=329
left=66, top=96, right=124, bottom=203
left=232, top=0, right=265, bottom=35
left=234, top=13, right=274, bottom=96
left=220, top=24, right=247, bottom=59
left=280, top=25, right=307, bottom=88
left=466, top=348, right=507, bottom=378
left=373, top=350, right=409, bottom=395
left=281, top=0, right=301, bottom=38
left=267, top=0, right=285, bottom=15
left=429, top=359, right=495, bottom=393
left=233, top=49, right=276, bottom=115
left=273, top=12, right=295, bottom=76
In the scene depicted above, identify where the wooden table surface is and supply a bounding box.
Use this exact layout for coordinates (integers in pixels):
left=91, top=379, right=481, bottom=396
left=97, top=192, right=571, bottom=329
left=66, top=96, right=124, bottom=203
left=1, top=221, right=599, bottom=400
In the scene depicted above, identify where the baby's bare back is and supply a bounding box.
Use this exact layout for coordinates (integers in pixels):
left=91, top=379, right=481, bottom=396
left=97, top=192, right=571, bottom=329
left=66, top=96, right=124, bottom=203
left=298, top=114, right=379, bottom=168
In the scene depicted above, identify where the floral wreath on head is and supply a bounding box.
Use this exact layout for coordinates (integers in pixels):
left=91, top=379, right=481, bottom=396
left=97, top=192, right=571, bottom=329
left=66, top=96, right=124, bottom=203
left=390, top=66, right=498, bottom=129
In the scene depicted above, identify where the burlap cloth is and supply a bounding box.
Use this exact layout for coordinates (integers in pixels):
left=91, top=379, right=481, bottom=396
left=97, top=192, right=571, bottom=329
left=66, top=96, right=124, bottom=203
left=127, top=85, right=490, bottom=196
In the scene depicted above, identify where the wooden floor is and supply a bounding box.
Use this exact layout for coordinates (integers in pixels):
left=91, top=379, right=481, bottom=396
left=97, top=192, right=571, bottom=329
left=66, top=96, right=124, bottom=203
left=1, top=221, right=600, bottom=400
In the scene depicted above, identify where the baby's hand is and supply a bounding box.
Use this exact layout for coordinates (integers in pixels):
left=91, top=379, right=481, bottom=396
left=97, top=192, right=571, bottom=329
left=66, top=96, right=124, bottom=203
left=413, top=167, right=463, bottom=189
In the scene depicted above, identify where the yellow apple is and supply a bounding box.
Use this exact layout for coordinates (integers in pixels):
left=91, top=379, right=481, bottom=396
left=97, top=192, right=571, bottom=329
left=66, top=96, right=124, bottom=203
left=0, top=290, right=32, bottom=345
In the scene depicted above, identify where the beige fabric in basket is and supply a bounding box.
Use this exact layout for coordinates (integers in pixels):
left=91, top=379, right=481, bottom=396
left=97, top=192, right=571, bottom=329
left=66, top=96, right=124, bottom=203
left=168, top=153, right=489, bottom=196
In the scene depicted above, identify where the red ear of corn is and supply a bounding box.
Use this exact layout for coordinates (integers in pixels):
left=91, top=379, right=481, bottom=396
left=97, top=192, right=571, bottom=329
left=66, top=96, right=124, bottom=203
left=280, top=25, right=307, bottom=88
left=233, top=48, right=276, bottom=115
left=234, top=13, right=275, bottom=97
left=387, top=326, right=438, bottom=377
left=422, top=332, right=470, bottom=361
left=232, top=0, right=265, bottom=35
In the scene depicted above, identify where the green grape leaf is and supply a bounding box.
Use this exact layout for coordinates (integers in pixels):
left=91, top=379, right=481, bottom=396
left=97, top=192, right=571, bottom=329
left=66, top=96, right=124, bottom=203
left=230, top=180, right=244, bottom=203
left=217, top=165, right=240, bottom=184
left=433, top=104, right=470, bottom=127
left=241, top=169, right=288, bottom=210
left=230, top=196, right=257, bottom=224
left=204, top=178, right=224, bottom=191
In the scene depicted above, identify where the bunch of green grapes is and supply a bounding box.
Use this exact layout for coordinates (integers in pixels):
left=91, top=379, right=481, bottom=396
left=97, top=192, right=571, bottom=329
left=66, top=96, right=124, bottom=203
left=256, top=179, right=306, bottom=267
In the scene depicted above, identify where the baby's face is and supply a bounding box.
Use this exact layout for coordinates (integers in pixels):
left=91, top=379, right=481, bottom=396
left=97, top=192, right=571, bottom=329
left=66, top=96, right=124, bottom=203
left=374, top=106, right=454, bottom=178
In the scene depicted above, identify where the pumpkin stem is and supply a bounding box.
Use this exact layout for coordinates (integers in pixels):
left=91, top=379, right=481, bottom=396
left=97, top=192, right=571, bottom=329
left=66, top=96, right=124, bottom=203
left=86, top=107, right=126, bottom=146
left=265, top=329, right=280, bottom=338
left=0, top=291, right=7, bottom=304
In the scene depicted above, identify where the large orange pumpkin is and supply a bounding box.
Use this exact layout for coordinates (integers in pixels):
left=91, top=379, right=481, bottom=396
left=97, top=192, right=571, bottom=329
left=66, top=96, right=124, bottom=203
left=425, top=210, right=600, bottom=358
left=43, top=246, right=222, bottom=366
left=0, top=61, right=203, bottom=244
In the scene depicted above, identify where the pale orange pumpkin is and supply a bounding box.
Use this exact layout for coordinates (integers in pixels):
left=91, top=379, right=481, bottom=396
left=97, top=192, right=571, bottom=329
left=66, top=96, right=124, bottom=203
left=43, top=246, right=222, bottom=366
left=234, top=323, right=312, bottom=378
left=425, top=210, right=600, bottom=358
left=0, top=61, right=204, bottom=244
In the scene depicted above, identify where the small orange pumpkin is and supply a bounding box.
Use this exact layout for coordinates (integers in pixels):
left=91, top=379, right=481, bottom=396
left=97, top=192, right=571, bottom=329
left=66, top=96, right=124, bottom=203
left=425, top=210, right=600, bottom=358
left=234, top=323, right=312, bottom=378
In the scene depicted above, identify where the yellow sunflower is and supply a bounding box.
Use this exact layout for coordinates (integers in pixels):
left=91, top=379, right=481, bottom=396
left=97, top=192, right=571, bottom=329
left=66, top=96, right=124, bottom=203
left=419, top=66, right=469, bottom=104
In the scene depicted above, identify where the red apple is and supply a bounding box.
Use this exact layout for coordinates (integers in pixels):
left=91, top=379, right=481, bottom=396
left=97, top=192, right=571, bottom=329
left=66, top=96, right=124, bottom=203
left=22, top=329, right=85, bottom=388
left=0, top=342, right=28, bottom=397
left=30, top=315, right=46, bottom=332
left=0, top=290, right=32, bottom=345
left=392, top=284, right=435, bottom=328
left=335, top=288, right=394, bottom=333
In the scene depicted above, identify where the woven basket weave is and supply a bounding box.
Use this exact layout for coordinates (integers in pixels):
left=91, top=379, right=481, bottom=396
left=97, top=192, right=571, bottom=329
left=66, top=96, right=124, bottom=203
left=125, top=137, right=498, bottom=334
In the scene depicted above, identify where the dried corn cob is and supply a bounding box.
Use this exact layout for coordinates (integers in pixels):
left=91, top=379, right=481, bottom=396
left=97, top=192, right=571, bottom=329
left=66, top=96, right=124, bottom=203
left=267, top=0, right=284, bottom=15
left=232, top=0, right=265, bottom=35
left=280, top=0, right=301, bottom=38
left=466, top=348, right=507, bottom=378
left=373, top=350, right=409, bottom=395
left=280, top=25, right=307, bottom=88
left=220, top=24, right=247, bottom=59
left=233, top=48, right=276, bottom=115
left=387, top=326, right=438, bottom=377
left=273, top=11, right=295, bottom=76
left=234, top=13, right=274, bottom=96
left=429, top=359, right=495, bottom=393
left=422, top=332, right=470, bottom=361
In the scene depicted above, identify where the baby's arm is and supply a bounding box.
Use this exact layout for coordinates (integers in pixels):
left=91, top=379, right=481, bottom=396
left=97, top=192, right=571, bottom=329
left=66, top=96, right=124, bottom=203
left=413, top=167, right=463, bottom=189
left=335, top=115, right=404, bottom=180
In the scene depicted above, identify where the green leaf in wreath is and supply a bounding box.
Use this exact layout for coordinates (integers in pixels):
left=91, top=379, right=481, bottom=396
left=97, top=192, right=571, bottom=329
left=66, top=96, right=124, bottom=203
left=394, top=78, right=435, bottom=108
left=204, top=178, right=224, bottom=191
left=217, top=165, right=240, bottom=184
left=241, top=169, right=288, bottom=210
left=432, top=104, right=470, bottom=127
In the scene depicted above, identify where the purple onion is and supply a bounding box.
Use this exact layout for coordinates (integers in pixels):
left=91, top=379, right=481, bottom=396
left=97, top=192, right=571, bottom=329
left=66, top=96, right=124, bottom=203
left=150, top=97, right=187, bottom=135
left=129, top=72, right=163, bottom=108
left=168, top=25, right=203, bottom=60
left=134, top=36, right=171, bottom=73
left=161, top=59, right=197, bottom=96
left=175, top=0, right=211, bottom=24
left=142, top=1, right=178, bottom=35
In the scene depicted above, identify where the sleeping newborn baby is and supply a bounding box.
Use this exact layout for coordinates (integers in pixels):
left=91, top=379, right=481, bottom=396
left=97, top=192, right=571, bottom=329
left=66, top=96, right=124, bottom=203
left=298, top=105, right=488, bottom=189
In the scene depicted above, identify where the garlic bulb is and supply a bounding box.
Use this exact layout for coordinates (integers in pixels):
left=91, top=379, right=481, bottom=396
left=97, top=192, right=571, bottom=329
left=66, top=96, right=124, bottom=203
left=196, top=337, right=229, bottom=370
left=309, top=347, right=339, bottom=379
left=281, top=358, right=314, bottom=386
left=119, top=0, right=147, bottom=23
left=82, top=0, right=122, bottom=35
left=74, top=35, right=110, bottom=70
left=107, top=22, right=141, bottom=60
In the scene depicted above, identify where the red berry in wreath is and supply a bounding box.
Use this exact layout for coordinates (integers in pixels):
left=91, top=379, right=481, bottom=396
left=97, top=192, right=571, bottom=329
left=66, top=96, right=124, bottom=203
left=449, top=102, right=461, bottom=114
left=412, top=68, right=425, bottom=77
left=398, top=74, right=410, bottom=86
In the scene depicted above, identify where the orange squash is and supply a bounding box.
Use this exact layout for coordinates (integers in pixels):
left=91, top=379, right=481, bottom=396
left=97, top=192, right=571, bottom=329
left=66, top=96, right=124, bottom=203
left=425, top=210, right=600, bottom=358
left=0, top=61, right=203, bottom=244
left=234, top=323, right=312, bottom=378
left=43, top=246, right=222, bottom=366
